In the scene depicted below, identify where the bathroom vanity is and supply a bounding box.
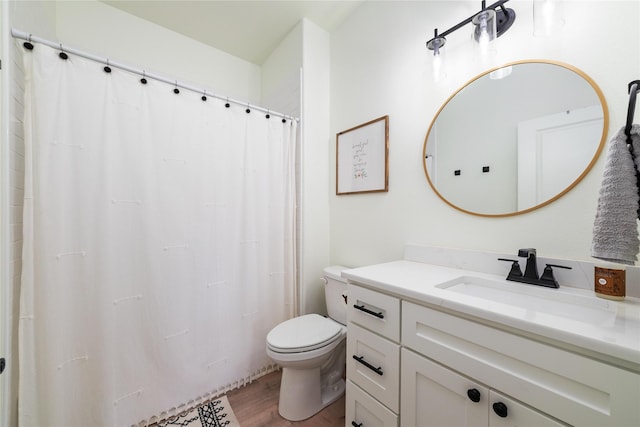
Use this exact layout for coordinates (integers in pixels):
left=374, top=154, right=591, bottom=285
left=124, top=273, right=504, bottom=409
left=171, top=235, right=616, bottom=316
left=343, top=246, right=640, bottom=427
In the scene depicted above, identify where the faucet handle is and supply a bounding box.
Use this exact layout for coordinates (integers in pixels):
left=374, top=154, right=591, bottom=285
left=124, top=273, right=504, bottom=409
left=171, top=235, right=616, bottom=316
left=498, top=258, right=523, bottom=280
left=539, top=264, right=572, bottom=288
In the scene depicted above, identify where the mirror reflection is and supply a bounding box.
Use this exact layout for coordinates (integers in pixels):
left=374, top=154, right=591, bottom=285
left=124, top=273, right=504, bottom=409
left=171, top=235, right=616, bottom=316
left=423, top=60, right=608, bottom=217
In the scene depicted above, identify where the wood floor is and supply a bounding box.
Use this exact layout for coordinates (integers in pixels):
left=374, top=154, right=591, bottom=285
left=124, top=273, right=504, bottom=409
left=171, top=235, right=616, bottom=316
left=226, top=370, right=345, bottom=427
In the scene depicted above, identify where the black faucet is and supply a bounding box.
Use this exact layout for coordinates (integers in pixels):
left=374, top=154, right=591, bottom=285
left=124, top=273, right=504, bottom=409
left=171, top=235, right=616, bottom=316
left=519, top=248, right=538, bottom=281
left=498, top=248, right=572, bottom=289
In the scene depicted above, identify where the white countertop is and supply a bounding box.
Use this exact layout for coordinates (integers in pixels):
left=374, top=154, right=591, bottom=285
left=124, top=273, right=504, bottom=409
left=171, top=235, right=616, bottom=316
left=342, top=260, right=640, bottom=370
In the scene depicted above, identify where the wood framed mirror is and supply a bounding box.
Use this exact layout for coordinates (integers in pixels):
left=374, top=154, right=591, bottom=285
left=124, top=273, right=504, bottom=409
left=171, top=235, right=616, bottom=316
left=423, top=60, right=609, bottom=217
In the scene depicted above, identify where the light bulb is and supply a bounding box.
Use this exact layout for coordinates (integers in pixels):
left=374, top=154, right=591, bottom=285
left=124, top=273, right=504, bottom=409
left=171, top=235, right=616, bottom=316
left=430, top=37, right=446, bottom=81
left=472, top=8, right=497, bottom=52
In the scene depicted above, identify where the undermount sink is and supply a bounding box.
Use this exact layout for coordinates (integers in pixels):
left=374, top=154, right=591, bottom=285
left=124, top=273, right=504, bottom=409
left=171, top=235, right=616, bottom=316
left=436, top=275, right=618, bottom=325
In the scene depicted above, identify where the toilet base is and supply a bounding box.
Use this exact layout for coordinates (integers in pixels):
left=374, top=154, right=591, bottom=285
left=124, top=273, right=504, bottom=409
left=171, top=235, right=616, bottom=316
left=278, top=367, right=345, bottom=421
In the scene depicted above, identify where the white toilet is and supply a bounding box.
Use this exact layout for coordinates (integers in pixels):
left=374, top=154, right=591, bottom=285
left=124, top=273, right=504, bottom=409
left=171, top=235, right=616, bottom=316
left=266, top=265, right=349, bottom=421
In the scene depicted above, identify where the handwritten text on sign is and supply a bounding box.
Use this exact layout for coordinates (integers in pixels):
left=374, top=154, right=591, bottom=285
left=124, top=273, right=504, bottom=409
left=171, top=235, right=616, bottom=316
left=352, top=138, right=369, bottom=180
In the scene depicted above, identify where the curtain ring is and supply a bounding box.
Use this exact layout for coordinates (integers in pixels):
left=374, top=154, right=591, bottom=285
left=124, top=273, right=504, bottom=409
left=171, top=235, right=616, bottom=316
left=201, top=89, right=207, bottom=102
left=103, top=59, right=112, bottom=73
left=23, top=34, right=34, bottom=50
left=59, top=43, right=68, bottom=60
left=173, top=80, right=180, bottom=94
left=140, top=70, right=147, bottom=85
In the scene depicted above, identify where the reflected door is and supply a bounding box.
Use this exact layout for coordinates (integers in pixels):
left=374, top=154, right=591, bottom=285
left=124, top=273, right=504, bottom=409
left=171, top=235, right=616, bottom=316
left=517, top=105, right=603, bottom=210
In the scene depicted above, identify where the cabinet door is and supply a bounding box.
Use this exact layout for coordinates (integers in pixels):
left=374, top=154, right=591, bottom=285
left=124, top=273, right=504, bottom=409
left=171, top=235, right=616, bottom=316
left=401, top=348, right=489, bottom=427
left=489, top=391, right=568, bottom=427
left=346, top=380, right=397, bottom=427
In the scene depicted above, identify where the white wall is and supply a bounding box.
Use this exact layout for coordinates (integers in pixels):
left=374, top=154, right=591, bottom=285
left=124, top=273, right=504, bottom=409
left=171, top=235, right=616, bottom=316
left=300, top=20, right=331, bottom=315
left=261, top=22, right=302, bottom=118
left=330, top=0, right=640, bottom=267
left=54, top=0, right=261, bottom=103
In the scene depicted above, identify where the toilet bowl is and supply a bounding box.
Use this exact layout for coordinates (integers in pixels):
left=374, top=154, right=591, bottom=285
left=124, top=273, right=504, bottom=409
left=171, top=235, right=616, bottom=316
left=266, top=265, right=349, bottom=421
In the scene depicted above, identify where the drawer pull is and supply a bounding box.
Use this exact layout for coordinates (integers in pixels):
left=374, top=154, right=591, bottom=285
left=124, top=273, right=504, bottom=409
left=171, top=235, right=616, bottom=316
left=352, top=355, right=383, bottom=376
left=467, top=388, right=481, bottom=403
left=351, top=422, right=363, bottom=427
left=493, top=402, right=508, bottom=418
left=353, top=304, right=384, bottom=319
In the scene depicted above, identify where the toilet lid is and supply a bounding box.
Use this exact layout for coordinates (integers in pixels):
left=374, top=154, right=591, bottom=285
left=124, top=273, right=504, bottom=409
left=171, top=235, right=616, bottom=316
left=267, top=314, right=343, bottom=353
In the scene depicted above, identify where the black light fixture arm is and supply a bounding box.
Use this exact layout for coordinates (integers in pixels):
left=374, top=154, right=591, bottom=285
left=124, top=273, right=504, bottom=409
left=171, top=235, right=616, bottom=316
left=426, top=0, right=512, bottom=48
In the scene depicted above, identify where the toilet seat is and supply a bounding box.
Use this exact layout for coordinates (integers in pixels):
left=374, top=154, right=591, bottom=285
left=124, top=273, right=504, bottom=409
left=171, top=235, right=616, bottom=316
left=267, top=314, right=343, bottom=353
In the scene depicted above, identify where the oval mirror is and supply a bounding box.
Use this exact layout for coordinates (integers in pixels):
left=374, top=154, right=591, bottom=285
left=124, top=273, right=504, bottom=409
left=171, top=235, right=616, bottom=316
left=423, top=60, right=609, bottom=217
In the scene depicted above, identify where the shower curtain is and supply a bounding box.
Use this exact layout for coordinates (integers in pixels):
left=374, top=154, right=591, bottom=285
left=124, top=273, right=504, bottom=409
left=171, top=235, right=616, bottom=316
left=19, top=42, right=297, bottom=426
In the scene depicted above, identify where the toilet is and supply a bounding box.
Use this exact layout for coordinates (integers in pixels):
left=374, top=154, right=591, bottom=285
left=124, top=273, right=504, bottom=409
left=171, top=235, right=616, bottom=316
left=266, top=265, right=349, bottom=421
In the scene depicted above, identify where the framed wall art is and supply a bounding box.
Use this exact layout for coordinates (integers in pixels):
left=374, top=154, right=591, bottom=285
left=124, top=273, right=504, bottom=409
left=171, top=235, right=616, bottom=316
left=336, top=115, right=389, bottom=195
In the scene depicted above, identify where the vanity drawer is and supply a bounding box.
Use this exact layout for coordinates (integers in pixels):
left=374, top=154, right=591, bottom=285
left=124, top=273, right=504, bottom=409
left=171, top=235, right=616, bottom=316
left=346, top=380, right=398, bottom=427
left=347, top=284, right=400, bottom=342
left=402, top=301, right=640, bottom=427
left=347, top=322, right=400, bottom=413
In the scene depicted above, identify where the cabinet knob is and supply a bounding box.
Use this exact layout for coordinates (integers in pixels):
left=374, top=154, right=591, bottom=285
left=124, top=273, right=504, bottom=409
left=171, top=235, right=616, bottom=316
left=466, top=388, right=481, bottom=403
left=493, top=402, right=508, bottom=418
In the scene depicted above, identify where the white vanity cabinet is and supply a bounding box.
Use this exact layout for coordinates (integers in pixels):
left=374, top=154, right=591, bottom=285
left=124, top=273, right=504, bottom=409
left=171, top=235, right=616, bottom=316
left=401, top=301, right=640, bottom=427
left=346, top=284, right=400, bottom=427
left=344, top=275, right=640, bottom=427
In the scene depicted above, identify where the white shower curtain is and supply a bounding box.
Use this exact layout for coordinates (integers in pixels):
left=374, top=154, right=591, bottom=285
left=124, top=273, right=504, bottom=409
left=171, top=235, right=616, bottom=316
left=19, top=43, right=296, bottom=426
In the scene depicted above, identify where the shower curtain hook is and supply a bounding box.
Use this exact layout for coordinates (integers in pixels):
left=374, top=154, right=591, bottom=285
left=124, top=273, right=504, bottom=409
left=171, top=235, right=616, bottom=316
left=266, top=108, right=271, bottom=119
left=173, top=80, right=180, bottom=94
left=201, top=89, right=207, bottom=102
left=225, top=97, right=230, bottom=108
left=140, top=70, right=147, bottom=85
left=58, top=43, right=68, bottom=60
left=246, top=103, right=251, bottom=114
left=103, top=59, right=112, bottom=73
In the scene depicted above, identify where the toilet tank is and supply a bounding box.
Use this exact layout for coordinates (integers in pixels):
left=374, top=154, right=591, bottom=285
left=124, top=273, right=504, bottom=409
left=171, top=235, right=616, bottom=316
left=323, top=265, right=349, bottom=326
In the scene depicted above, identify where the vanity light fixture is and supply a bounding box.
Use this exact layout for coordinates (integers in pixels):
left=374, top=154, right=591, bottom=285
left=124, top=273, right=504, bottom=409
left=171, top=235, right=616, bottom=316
left=426, top=0, right=516, bottom=58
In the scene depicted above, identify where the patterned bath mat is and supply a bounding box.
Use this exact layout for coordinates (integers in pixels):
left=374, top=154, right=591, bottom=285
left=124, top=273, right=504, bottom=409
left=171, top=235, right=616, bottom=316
left=157, top=396, right=240, bottom=427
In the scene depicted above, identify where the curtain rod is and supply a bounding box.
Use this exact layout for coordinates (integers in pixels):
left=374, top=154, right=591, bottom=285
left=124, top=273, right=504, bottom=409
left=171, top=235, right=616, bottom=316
left=11, top=29, right=299, bottom=122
